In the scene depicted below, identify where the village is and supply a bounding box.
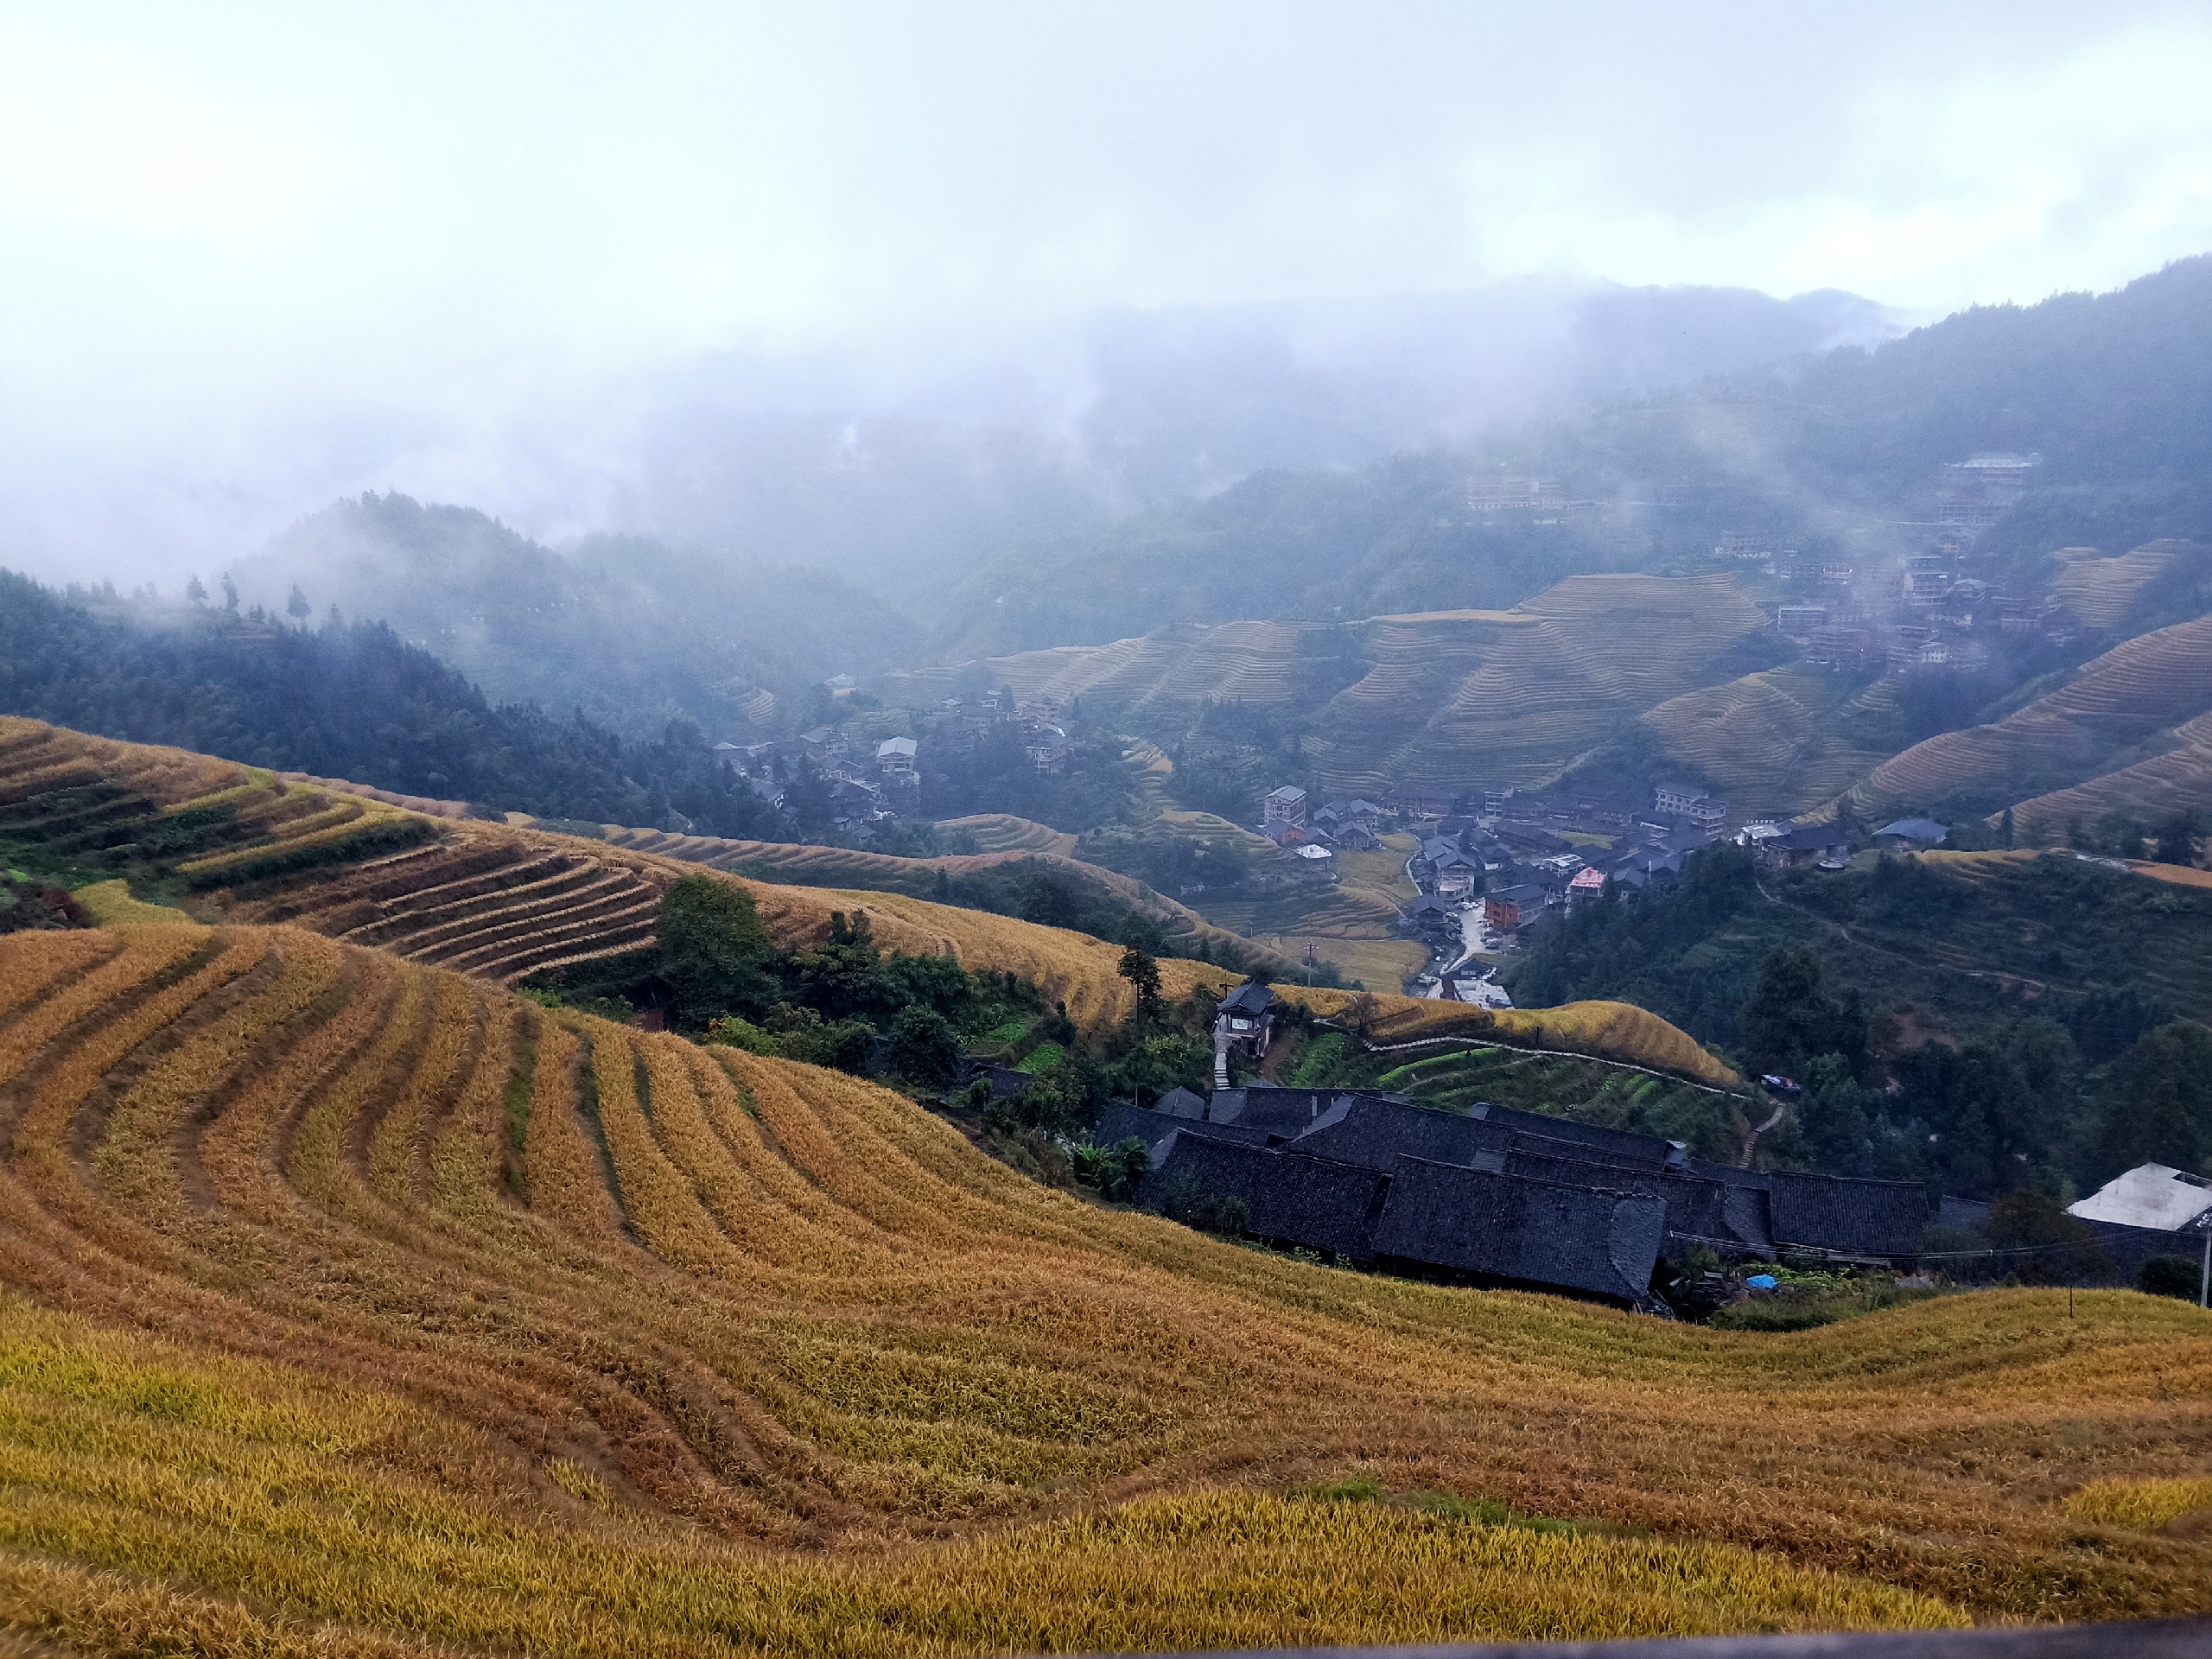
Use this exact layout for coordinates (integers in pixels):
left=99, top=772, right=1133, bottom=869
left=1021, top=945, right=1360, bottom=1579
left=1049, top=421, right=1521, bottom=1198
left=1059, top=977, right=2212, bottom=1313
left=1247, top=772, right=1946, bottom=1006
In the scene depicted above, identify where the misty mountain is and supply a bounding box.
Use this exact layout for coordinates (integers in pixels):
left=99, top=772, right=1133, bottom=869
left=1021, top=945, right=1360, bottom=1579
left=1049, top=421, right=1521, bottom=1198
left=929, top=257, right=2212, bottom=658
left=0, top=569, right=790, bottom=836
left=632, top=278, right=1901, bottom=581
left=227, top=493, right=916, bottom=738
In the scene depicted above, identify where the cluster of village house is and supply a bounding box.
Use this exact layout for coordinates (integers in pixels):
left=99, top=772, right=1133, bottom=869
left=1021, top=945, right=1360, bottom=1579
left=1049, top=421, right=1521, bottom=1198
left=1477, top=453, right=2079, bottom=673
left=711, top=685, right=1071, bottom=836
left=1722, top=454, right=2085, bottom=669
left=967, top=971, right=2207, bottom=1306
left=1257, top=777, right=1946, bottom=988
left=1070, top=982, right=2212, bottom=1306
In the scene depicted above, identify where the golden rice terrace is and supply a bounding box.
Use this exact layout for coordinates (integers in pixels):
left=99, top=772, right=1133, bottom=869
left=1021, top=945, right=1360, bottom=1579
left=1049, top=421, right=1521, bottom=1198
left=0, top=918, right=2209, bottom=1654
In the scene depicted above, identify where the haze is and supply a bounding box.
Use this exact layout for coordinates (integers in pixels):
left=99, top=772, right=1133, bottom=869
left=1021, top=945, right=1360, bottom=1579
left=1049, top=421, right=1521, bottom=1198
left=4, top=0, right=2212, bottom=582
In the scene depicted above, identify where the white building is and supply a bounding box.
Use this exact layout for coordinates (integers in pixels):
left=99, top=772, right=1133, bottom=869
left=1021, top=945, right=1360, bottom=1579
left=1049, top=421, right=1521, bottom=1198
left=2069, top=1165, right=2212, bottom=1232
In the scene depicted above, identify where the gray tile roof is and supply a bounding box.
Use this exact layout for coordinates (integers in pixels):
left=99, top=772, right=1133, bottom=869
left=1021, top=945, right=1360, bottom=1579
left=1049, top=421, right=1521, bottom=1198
left=1139, top=1132, right=1389, bottom=1260
left=1217, top=982, right=1278, bottom=1018
left=1206, top=1085, right=1402, bottom=1135
left=1502, top=1147, right=1773, bottom=1257
left=1689, top=1161, right=1929, bottom=1258
left=1371, top=1158, right=1666, bottom=1304
left=1471, top=1102, right=1688, bottom=1171
left=1286, top=1095, right=1516, bottom=1172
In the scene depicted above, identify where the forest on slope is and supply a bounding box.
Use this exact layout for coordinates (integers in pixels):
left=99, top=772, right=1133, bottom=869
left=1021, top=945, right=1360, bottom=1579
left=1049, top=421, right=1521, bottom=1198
left=0, top=569, right=791, bottom=837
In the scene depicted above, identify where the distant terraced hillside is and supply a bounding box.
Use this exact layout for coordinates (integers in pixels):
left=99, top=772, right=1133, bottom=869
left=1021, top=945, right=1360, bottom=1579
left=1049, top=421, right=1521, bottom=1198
left=883, top=575, right=1772, bottom=794
left=12, top=919, right=2201, bottom=1649
left=2050, top=540, right=2192, bottom=632
left=938, top=812, right=1080, bottom=855
left=2012, top=710, right=2212, bottom=831
left=1842, top=613, right=2212, bottom=823
left=0, top=720, right=1233, bottom=1030
left=588, top=821, right=1291, bottom=975
left=1643, top=668, right=1900, bottom=814
left=0, top=720, right=1738, bottom=1078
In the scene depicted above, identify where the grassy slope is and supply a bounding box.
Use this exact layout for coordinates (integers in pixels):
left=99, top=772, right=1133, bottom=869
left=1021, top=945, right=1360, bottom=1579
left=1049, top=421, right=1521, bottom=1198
left=2, top=921, right=2209, bottom=1654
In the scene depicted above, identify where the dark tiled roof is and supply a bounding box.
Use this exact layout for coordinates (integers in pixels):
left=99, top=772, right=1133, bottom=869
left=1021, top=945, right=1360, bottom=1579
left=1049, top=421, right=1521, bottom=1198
left=1472, top=1103, right=1688, bottom=1171
left=1140, top=1133, right=1389, bottom=1260
left=1371, top=1158, right=1666, bottom=1304
left=1154, top=1086, right=1207, bottom=1119
left=1502, top=1147, right=1773, bottom=1257
left=1690, top=1162, right=1929, bottom=1257
left=1207, top=1085, right=1403, bottom=1135
left=957, top=1062, right=1033, bottom=1100
left=1286, top=1096, right=1515, bottom=1172
left=2079, top=1217, right=2201, bottom=1281
left=1936, top=1194, right=1991, bottom=1231
left=1218, top=982, right=1278, bottom=1017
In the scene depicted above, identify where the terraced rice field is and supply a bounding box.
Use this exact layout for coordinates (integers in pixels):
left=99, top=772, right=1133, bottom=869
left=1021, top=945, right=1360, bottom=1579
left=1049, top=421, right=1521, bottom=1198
left=885, top=576, right=1773, bottom=797
left=0, top=721, right=1239, bottom=1030
left=588, top=823, right=1278, bottom=975
left=1848, top=613, right=2212, bottom=820
left=1643, top=668, right=1898, bottom=813
left=2, top=920, right=2210, bottom=1652
left=938, top=814, right=1081, bottom=856
left=1281, top=988, right=1743, bottom=1089
left=2011, top=710, right=2212, bottom=839
left=2050, top=541, right=2188, bottom=633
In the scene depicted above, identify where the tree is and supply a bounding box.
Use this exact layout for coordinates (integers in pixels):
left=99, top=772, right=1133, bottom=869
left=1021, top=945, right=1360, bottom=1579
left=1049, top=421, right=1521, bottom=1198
left=1979, top=1189, right=2110, bottom=1286
left=1739, top=945, right=1843, bottom=1077
left=1999, top=806, right=2015, bottom=849
left=1117, top=944, right=1163, bottom=1021
left=219, top=574, right=239, bottom=613
left=286, top=584, right=311, bottom=625
left=2094, top=1021, right=2212, bottom=1179
left=791, top=910, right=893, bottom=1022
left=2138, top=1255, right=2202, bottom=1300
left=888, top=1004, right=961, bottom=1088
left=185, top=575, right=207, bottom=608
left=656, top=876, right=777, bottom=1022
left=2156, top=810, right=2202, bottom=868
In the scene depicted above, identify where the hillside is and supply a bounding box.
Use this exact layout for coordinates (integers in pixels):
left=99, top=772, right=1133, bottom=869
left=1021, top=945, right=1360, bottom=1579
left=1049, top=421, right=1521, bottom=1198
left=887, top=574, right=1777, bottom=795
left=1642, top=667, right=1904, bottom=814
left=588, top=820, right=1294, bottom=976
left=1282, top=987, right=1741, bottom=1090
left=232, top=493, right=917, bottom=734
left=0, top=719, right=1731, bottom=1080
left=1844, top=611, right=2212, bottom=825
left=0, top=718, right=1230, bottom=1030
left=919, top=260, right=2212, bottom=666
left=2, top=918, right=2209, bottom=1653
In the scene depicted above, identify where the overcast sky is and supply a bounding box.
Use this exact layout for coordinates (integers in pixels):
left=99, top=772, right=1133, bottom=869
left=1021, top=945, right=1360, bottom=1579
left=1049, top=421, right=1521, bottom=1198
left=5, top=1, right=2212, bottom=580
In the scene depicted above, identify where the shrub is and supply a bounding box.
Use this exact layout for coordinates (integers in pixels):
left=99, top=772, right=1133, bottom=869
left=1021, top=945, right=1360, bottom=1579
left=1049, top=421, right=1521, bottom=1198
left=2137, top=1254, right=2202, bottom=1300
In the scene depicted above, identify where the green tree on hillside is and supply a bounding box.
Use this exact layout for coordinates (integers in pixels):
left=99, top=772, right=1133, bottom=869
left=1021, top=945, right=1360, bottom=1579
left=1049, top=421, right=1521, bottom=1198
left=2094, top=1021, right=2212, bottom=1179
left=657, top=876, right=779, bottom=1021
left=1118, top=944, right=1164, bottom=1021
left=2157, top=810, right=2203, bottom=868
left=1739, top=946, right=1864, bottom=1077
